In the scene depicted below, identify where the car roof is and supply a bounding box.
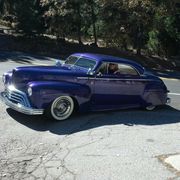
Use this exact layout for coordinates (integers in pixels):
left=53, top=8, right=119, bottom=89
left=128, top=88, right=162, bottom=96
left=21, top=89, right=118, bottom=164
left=72, top=53, right=144, bottom=74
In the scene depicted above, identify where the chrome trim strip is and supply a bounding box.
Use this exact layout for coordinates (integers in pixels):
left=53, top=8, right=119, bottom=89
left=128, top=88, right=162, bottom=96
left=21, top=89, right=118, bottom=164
left=6, top=85, right=31, bottom=107
left=168, top=93, right=180, bottom=96
left=77, top=77, right=156, bottom=81
left=0, top=92, right=44, bottom=115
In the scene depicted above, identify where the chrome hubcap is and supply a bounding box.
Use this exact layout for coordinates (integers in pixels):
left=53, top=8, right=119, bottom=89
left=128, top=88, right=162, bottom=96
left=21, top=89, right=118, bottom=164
left=53, top=98, right=71, bottom=117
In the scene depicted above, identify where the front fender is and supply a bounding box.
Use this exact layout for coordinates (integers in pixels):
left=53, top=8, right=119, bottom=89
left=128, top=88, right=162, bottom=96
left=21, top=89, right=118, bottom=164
left=27, top=81, right=91, bottom=109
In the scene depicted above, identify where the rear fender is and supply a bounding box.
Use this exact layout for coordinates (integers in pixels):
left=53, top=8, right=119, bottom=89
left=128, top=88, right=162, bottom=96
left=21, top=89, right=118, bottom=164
left=143, top=81, right=167, bottom=106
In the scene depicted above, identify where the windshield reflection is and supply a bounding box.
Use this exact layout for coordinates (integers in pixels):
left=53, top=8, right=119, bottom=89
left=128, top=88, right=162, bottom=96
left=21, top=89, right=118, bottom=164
left=63, top=56, right=97, bottom=70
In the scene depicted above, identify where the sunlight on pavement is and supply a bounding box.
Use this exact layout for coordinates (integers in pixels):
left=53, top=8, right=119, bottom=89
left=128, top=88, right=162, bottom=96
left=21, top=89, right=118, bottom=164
left=165, top=154, right=180, bottom=171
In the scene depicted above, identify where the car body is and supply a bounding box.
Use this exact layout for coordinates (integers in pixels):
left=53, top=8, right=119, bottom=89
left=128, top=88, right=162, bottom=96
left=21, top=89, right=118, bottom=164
left=0, top=53, right=170, bottom=120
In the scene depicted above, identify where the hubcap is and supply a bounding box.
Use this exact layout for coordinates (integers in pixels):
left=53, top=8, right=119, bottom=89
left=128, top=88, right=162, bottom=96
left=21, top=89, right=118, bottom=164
left=51, top=96, right=74, bottom=121
left=53, top=98, right=71, bottom=117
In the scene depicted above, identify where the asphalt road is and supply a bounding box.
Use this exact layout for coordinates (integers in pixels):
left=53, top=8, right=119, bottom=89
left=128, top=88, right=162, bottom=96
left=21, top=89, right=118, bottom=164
left=0, top=52, right=180, bottom=180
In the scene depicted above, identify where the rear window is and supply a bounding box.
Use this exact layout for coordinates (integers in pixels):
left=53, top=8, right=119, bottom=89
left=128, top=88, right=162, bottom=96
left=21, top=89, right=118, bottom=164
left=117, top=64, right=139, bottom=76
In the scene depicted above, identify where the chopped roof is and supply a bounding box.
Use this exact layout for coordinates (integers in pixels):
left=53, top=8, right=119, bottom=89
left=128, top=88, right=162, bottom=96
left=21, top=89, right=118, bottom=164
left=72, top=53, right=144, bottom=74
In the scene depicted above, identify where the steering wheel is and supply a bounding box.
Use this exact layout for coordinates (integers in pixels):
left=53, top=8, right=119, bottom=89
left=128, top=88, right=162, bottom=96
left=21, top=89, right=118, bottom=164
left=114, top=70, right=121, bottom=75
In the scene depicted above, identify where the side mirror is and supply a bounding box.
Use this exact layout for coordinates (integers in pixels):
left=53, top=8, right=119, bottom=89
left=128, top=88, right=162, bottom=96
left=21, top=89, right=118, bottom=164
left=96, top=72, right=102, bottom=77
left=87, top=69, right=96, bottom=76
left=55, top=60, right=62, bottom=66
left=140, top=73, right=146, bottom=77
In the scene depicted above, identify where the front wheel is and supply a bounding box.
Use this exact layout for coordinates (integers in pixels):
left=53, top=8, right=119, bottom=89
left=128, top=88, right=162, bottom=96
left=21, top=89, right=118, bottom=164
left=48, top=96, right=74, bottom=121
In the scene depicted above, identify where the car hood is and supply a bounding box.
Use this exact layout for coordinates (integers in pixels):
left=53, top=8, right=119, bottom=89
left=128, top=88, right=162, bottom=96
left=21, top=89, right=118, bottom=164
left=11, top=65, right=86, bottom=89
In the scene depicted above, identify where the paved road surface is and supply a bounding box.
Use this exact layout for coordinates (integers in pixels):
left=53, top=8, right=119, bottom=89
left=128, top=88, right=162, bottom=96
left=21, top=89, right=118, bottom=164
left=0, top=52, right=179, bottom=180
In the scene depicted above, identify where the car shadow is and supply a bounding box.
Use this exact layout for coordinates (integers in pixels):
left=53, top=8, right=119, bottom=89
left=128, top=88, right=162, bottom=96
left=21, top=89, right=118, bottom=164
left=0, top=51, right=57, bottom=64
left=152, top=70, right=180, bottom=80
left=7, top=105, right=180, bottom=135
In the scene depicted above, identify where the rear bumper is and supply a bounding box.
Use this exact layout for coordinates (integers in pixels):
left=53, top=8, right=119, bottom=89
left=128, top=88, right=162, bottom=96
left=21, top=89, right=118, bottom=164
left=166, top=97, right=171, bottom=105
left=0, top=92, right=44, bottom=115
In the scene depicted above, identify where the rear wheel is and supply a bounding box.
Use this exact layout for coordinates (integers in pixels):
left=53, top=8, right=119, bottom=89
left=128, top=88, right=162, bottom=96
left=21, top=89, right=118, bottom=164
left=145, top=105, right=156, bottom=111
left=48, top=96, right=74, bottom=121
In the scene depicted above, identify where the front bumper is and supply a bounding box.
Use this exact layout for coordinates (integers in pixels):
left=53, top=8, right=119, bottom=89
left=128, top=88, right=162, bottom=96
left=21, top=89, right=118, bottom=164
left=0, top=92, right=44, bottom=115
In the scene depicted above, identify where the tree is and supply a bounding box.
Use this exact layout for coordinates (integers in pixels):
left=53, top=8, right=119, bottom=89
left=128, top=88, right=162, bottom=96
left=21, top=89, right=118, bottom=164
left=14, top=0, right=46, bottom=36
left=46, top=0, right=85, bottom=44
left=86, top=0, right=99, bottom=46
left=127, top=0, right=154, bottom=55
left=148, top=0, right=180, bottom=57
left=0, top=0, right=16, bottom=15
left=100, top=0, right=129, bottom=48
left=0, top=0, right=179, bottom=57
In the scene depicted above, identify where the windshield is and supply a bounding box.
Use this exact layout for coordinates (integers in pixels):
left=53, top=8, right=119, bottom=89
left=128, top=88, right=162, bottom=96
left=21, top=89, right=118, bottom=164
left=64, top=56, right=97, bottom=70
left=65, top=56, right=79, bottom=65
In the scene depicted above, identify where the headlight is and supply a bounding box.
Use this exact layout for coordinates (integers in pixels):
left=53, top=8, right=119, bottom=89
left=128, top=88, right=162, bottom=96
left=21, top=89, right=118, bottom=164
left=2, top=75, right=6, bottom=84
left=27, top=87, right=32, bottom=96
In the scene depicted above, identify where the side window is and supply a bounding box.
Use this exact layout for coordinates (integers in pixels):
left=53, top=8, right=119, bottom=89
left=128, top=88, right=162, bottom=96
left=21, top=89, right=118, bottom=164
left=98, top=62, right=120, bottom=75
left=108, top=63, right=119, bottom=75
left=97, top=62, right=139, bottom=76
left=98, top=63, right=108, bottom=74
left=117, top=64, right=139, bottom=76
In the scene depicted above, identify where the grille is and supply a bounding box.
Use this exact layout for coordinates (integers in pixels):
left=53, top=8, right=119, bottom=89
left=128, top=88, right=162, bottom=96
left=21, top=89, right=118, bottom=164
left=5, top=87, right=31, bottom=108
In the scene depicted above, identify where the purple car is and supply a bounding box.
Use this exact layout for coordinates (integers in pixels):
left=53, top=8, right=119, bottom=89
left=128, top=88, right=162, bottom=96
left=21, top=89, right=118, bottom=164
left=1, top=53, right=170, bottom=121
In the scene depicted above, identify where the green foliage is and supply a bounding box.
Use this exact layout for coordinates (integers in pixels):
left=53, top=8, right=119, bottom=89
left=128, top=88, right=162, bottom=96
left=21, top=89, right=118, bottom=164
left=0, top=0, right=179, bottom=56
left=147, top=30, right=160, bottom=54
left=150, top=1, right=180, bottom=56
left=14, top=0, right=46, bottom=36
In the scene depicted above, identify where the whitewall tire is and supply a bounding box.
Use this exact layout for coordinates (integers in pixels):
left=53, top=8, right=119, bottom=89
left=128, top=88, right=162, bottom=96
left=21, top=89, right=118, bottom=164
left=145, top=105, right=156, bottom=111
left=50, top=96, right=74, bottom=121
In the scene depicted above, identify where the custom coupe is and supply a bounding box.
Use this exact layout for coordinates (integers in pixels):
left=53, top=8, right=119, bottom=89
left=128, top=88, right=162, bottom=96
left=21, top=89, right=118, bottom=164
left=1, top=53, right=170, bottom=121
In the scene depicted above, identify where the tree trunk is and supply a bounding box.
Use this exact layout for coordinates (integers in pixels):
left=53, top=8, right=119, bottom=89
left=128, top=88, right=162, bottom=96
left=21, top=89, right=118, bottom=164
left=77, top=4, right=82, bottom=45
left=136, top=26, right=143, bottom=55
left=90, top=0, right=97, bottom=46
left=137, top=46, right=141, bottom=55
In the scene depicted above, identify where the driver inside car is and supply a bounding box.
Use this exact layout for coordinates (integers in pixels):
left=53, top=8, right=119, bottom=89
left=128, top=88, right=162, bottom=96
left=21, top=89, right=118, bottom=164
left=108, top=63, right=120, bottom=75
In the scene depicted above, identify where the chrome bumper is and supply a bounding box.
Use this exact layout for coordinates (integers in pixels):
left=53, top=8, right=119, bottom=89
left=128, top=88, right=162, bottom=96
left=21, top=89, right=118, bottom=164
left=166, top=97, right=171, bottom=105
left=0, top=92, right=44, bottom=115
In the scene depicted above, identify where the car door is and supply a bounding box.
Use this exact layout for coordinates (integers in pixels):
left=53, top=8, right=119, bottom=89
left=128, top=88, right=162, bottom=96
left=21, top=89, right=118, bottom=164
left=90, top=62, right=146, bottom=111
